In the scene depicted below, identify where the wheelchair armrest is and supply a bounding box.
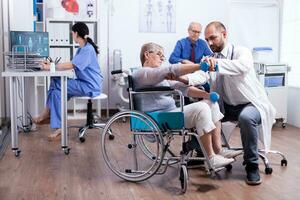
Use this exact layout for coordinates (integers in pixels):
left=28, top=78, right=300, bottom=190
left=135, top=86, right=174, bottom=92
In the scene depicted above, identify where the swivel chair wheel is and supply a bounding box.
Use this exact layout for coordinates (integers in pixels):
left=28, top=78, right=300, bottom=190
left=281, top=159, right=287, bottom=166
left=265, top=167, right=273, bottom=174
left=79, top=137, right=86, bottom=143
left=225, top=164, right=232, bottom=171
left=282, top=123, right=286, bottom=128
left=23, top=127, right=31, bottom=133
left=179, top=165, right=188, bottom=194
left=64, top=148, right=70, bottom=155
left=14, top=150, right=21, bottom=157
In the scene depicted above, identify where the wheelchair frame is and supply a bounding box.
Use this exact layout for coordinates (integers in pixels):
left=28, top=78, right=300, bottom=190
left=101, top=71, right=231, bottom=193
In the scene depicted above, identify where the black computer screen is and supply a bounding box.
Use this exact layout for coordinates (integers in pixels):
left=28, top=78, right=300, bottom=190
left=10, top=31, right=49, bottom=57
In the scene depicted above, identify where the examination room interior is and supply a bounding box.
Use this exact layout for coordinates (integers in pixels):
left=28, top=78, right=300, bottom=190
left=0, top=0, right=299, bottom=199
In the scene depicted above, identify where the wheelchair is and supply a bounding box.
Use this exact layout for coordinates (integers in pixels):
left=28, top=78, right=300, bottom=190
left=101, top=70, right=232, bottom=193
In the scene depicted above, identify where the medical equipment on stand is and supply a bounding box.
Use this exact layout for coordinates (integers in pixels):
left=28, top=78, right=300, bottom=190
left=111, top=69, right=131, bottom=123
left=254, top=63, right=291, bottom=128
left=111, top=69, right=129, bottom=106
left=111, top=49, right=130, bottom=111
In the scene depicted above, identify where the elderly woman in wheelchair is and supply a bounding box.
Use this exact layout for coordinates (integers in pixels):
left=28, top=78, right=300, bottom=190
left=101, top=42, right=241, bottom=193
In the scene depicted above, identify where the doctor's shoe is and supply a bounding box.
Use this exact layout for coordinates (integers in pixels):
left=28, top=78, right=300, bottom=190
left=245, top=164, right=262, bottom=185
left=218, top=148, right=243, bottom=158
left=209, top=154, right=234, bottom=169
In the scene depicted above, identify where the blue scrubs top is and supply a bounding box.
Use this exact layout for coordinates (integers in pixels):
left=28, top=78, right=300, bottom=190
left=169, top=37, right=212, bottom=64
left=72, top=42, right=103, bottom=97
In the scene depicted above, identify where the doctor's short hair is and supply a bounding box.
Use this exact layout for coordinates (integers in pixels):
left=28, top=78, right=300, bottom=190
left=206, top=21, right=227, bottom=32
left=72, top=22, right=99, bottom=54
left=140, top=42, right=164, bottom=65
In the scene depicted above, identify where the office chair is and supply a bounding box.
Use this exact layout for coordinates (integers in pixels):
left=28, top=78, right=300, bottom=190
left=70, top=93, right=108, bottom=143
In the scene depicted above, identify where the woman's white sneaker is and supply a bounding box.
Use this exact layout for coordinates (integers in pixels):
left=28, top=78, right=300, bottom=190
left=219, top=148, right=243, bottom=158
left=209, top=154, right=234, bottom=169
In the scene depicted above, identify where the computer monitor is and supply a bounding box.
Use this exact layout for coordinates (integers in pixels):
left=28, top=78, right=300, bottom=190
left=10, top=31, right=49, bottom=57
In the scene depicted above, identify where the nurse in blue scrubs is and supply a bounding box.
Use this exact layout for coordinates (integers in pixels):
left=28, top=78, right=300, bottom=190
left=34, top=22, right=103, bottom=139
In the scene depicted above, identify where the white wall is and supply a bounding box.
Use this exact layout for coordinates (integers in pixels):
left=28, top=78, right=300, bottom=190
left=281, top=0, right=300, bottom=127
left=98, top=0, right=281, bottom=109
left=287, top=87, right=300, bottom=128
left=0, top=0, right=5, bottom=118
left=228, top=0, right=280, bottom=63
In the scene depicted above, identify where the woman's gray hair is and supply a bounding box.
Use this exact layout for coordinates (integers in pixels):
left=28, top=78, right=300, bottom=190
left=140, top=42, right=164, bottom=65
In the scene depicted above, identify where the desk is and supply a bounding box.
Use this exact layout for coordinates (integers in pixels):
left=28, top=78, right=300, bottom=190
left=2, top=69, right=75, bottom=156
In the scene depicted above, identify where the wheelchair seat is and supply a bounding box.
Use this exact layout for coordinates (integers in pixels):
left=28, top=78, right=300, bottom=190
left=131, top=111, right=184, bottom=132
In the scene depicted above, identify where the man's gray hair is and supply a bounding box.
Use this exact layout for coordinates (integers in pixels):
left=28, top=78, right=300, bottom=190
left=188, top=22, right=201, bottom=30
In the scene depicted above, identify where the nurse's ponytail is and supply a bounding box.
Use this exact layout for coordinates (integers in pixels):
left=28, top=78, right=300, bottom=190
left=86, top=37, right=99, bottom=54
left=72, top=22, right=99, bottom=55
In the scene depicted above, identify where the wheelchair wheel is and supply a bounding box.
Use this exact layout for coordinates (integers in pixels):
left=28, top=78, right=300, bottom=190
left=179, top=165, right=188, bottom=194
left=101, top=110, right=165, bottom=182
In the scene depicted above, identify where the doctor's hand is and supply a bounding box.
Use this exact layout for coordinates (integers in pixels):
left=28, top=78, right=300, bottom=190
left=41, top=60, right=50, bottom=71
left=202, top=57, right=218, bottom=72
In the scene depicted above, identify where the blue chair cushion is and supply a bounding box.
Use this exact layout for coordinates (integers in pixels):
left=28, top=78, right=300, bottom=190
left=130, top=111, right=184, bottom=131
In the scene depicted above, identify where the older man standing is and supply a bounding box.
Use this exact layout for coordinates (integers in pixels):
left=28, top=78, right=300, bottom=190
left=169, top=22, right=212, bottom=64
left=201, top=21, right=276, bottom=185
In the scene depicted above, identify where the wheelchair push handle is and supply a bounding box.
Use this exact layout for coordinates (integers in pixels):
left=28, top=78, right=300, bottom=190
left=111, top=69, right=123, bottom=75
left=135, top=86, right=174, bottom=92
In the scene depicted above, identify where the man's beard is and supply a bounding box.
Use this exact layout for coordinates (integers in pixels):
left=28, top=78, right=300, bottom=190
left=210, top=42, right=225, bottom=53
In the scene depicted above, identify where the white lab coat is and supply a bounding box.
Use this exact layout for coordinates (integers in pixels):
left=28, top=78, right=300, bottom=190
left=210, top=44, right=276, bottom=151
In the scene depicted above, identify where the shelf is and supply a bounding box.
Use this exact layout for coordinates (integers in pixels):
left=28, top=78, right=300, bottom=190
left=50, top=45, right=74, bottom=47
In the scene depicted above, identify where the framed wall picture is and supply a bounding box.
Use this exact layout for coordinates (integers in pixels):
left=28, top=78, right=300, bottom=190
left=139, top=0, right=176, bottom=33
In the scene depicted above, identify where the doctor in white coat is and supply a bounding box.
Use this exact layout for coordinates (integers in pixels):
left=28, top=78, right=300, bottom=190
left=201, top=21, right=276, bottom=185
